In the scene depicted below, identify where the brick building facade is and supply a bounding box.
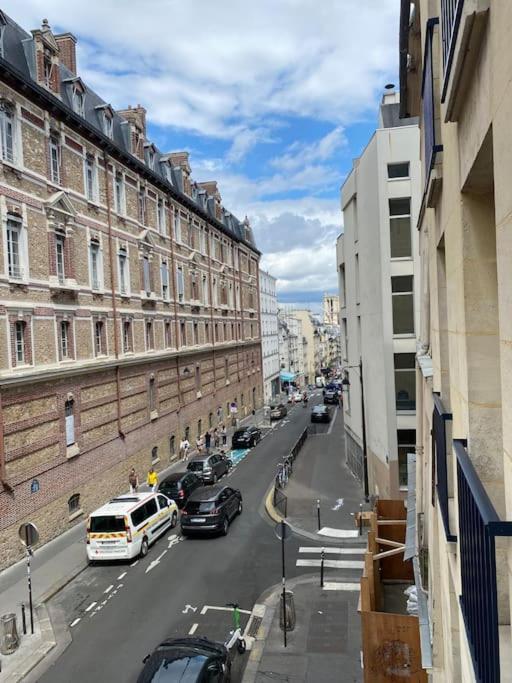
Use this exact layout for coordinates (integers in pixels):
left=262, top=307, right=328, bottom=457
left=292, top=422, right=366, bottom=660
left=0, top=13, right=263, bottom=569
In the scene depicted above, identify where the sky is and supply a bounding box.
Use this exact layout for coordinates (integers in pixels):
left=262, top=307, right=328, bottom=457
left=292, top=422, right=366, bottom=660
left=6, top=1, right=400, bottom=309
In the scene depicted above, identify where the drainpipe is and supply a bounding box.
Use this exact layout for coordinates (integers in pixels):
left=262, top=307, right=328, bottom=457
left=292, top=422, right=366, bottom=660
left=168, top=208, right=182, bottom=406
left=0, top=389, right=13, bottom=493
left=103, top=151, right=123, bottom=437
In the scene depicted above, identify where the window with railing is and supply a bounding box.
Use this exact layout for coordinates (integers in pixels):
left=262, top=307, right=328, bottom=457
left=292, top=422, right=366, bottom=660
left=422, top=18, right=443, bottom=186
left=454, top=438, right=512, bottom=683
left=432, top=393, right=456, bottom=541
left=441, top=0, right=464, bottom=81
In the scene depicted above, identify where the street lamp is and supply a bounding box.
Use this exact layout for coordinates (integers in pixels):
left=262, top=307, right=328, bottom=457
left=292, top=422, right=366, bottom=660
left=341, top=358, right=369, bottom=502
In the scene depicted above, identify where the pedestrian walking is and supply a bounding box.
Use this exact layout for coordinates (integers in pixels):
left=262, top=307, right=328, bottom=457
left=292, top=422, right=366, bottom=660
left=180, top=436, right=190, bottom=461
left=205, top=430, right=212, bottom=453
left=196, top=434, right=204, bottom=454
left=147, top=467, right=158, bottom=492
left=221, top=424, right=227, bottom=446
left=213, top=427, right=220, bottom=448
left=128, top=467, right=138, bottom=494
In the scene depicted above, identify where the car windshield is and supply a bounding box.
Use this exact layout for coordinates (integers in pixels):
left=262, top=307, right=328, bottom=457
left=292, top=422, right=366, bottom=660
left=90, top=516, right=125, bottom=533
left=138, top=652, right=207, bottom=682
left=234, top=431, right=248, bottom=438
left=186, top=501, right=216, bottom=514
left=188, top=461, right=204, bottom=471
left=159, top=481, right=179, bottom=493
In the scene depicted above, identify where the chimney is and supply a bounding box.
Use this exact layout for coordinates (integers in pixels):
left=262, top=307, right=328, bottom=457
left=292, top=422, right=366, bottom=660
left=198, top=181, right=220, bottom=200
left=169, top=152, right=191, bottom=175
left=117, top=104, right=147, bottom=138
left=55, top=33, right=77, bottom=76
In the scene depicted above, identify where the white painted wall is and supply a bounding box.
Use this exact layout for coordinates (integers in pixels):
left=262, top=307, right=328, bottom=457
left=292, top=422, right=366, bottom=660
left=259, top=269, right=280, bottom=403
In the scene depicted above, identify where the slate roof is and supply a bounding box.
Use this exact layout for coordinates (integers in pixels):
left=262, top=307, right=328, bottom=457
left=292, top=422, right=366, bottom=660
left=0, top=12, right=257, bottom=251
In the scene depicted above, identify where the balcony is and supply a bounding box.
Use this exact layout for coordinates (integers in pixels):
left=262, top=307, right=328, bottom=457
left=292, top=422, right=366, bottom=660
left=422, top=18, right=443, bottom=195
left=432, top=393, right=456, bottom=542
left=441, top=0, right=464, bottom=81
left=454, top=439, right=512, bottom=683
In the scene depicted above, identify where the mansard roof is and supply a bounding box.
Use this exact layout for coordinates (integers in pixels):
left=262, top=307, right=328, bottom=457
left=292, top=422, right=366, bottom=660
left=0, top=12, right=258, bottom=254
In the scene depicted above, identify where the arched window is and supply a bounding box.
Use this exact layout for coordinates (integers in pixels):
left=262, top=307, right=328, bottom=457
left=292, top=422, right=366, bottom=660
left=68, top=493, right=80, bottom=514
left=151, top=446, right=158, bottom=462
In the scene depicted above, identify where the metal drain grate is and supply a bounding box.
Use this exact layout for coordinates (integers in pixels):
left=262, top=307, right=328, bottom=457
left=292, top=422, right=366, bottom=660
left=246, top=615, right=263, bottom=638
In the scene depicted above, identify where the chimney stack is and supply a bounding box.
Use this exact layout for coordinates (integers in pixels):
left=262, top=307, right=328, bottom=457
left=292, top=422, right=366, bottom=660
left=117, top=105, right=147, bottom=137
left=55, top=33, right=77, bottom=76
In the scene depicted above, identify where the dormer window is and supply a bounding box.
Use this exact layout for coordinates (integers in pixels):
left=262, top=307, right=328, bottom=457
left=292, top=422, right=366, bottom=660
left=103, top=110, right=113, bottom=138
left=0, top=15, right=6, bottom=59
left=145, top=145, right=156, bottom=170
left=71, top=83, right=85, bottom=116
left=43, top=48, right=53, bottom=88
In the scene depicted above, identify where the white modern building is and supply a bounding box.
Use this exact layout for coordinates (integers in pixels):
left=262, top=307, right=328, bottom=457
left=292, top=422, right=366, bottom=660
left=337, top=89, right=420, bottom=499
left=278, top=309, right=306, bottom=389
left=323, top=294, right=340, bottom=325
left=259, top=270, right=280, bottom=404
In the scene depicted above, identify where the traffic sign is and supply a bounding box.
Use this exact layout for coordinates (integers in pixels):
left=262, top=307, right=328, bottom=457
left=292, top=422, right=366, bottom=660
left=18, top=522, right=39, bottom=548
left=274, top=521, right=291, bottom=541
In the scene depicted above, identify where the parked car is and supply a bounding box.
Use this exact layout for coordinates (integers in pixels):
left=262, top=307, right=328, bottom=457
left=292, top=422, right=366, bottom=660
left=292, top=391, right=303, bottom=402
left=187, top=453, right=231, bottom=484
left=324, top=389, right=339, bottom=405
left=86, top=492, right=178, bottom=562
left=181, top=485, right=243, bottom=536
left=311, top=405, right=331, bottom=423
left=232, top=425, right=262, bottom=448
left=158, top=471, right=202, bottom=508
left=137, top=637, right=231, bottom=682
left=270, top=403, right=287, bottom=420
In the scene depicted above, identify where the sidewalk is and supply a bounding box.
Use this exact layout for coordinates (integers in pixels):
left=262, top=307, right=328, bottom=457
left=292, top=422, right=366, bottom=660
left=243, top=576, right=362, bottom=683
left=0, top=405, right=269, bottom=682
left=266, top=406, right=368, bottom=543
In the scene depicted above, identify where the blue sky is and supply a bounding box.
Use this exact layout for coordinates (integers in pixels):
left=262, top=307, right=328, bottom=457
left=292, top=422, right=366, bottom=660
left=8, top=0, right=400, bottom=309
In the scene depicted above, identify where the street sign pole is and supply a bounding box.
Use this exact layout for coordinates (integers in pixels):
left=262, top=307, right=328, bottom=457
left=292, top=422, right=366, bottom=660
left=18, top=522, right=39, bottom=635
left=281, top=519, right=287, bottom=648
left=26, top=548, right=33, bottom=634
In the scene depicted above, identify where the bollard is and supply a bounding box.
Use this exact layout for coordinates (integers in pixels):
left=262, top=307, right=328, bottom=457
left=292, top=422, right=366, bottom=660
left=317, top=499, right=321, bottom=531
left=320, top=548, right=325, bottom=588
left=0, top=613, right=19, bottom=655
left=279, top=590, right=296, bottom=633
left=20, top=604, right=26, bottom=636
left=359, top=503, right=363, bottom=536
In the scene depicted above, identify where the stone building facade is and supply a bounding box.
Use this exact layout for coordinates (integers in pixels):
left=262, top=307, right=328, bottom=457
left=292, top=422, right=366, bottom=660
left=258, top=270, right=279, bottom=404
left=0, top=13, right=262, bottom=569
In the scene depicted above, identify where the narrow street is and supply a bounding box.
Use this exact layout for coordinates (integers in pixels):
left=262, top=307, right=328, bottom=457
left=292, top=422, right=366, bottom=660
left=30, top=395, right=362, bottom=682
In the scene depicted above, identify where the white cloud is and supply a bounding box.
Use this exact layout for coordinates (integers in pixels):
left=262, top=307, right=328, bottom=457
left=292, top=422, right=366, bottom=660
left=270, top=126, right=347, bottom=172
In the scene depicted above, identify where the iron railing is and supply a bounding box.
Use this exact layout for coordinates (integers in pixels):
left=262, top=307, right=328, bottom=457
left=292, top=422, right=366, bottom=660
left=432, top=393, right=456, bottom=541
left=422, top=18, right=443, bottom=186
left=454, top=439, right=512, bottom=683
left=441, top=0, right=464, bottom=84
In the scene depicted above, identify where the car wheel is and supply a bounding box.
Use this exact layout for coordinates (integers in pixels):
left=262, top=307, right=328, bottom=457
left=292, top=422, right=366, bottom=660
left=221, top=516, right=229, bottom=535
left=140, top=537, right=149, bottom=558
left=237, top=500, right=243, bottom=515
left=213, top=472, right=218, bottom=484
left=171, top=511, right=178, bottom=528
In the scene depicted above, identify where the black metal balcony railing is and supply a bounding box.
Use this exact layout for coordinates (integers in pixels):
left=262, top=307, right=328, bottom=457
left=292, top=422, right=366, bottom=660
left=422, top=18, right=443, bottom=184
left=454, top=439, right=512, bottom=683
left=432, top=393, right=456, bottom=541
left=441, top=0, right=464, bottom=81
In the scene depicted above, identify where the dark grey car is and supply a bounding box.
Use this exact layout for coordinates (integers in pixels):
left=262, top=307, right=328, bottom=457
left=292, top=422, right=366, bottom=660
left=187, top=452, right=231, bottom=484
left=181, top=485, right=243, bottom=536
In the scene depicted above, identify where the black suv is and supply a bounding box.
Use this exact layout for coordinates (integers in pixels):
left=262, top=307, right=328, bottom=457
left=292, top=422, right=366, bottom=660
left=137, top=636, right=230, bottom=682
left=232, top=425, right=262, bottom=448
left=181, top=485, right=242, bottom=536
left=187, top=452, right=231, bottom=484
left=158, top=472, right=202, bottom=508
left=323, top=389, right=339, bottom=405
left=311, top=405, right=331, bottom=423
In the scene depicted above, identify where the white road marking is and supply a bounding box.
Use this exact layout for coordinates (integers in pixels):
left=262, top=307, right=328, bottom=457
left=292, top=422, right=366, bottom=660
left=130, top=560, right=139, bottom=567
left=104, top=584, right=114, bottom=593
left=323, top=582, right=360, bottom=591
left=85, top=602, right=97, bottom=612
left=117, top=572, right=127, bottom=580
left=296, top=558, right=364, bottom=569
left=70, top=618, right=80, bottom=627
left=200, top=605, right=252, bottom=616
left=332, top=498, right=344, bottom=510
left=101, top=600, right=108, bottom=606
left=167, top=534, right=178, bottom=542
left=299, top=547, right=365, bottom=555
left=317, top=527, right=359, bottom=538
left=117, top=583, right=124, bottom=589
left=188, top=623, right=199, bottom=635
left=182, top=604, right=197, bottom=614
left=145, top=549, right=168, bottom=574
left=326, top=407, right=338, bottom=435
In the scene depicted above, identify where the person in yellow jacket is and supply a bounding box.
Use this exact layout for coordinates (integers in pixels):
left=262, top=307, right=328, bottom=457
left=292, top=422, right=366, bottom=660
left=147, top=467, right=158, bottom=492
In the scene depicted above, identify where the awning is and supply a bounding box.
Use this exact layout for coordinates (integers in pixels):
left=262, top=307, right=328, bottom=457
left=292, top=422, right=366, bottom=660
left=280, top=371, right=296, bottom=382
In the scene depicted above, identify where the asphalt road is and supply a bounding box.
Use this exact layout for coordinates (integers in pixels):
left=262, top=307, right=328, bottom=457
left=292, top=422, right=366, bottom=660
left=38, top=397, right=331, bottom=683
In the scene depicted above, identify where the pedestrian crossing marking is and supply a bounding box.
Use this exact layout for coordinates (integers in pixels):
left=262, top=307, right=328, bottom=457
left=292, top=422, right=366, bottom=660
left=323, top=582, right=360, bottom=591
left=299, top=547, right=365, bottom=555
left=296, top=558, right=364, bottom=569
left=228, top=448, right=251, bottom=466
left=317, top=527, right=359, bottom=538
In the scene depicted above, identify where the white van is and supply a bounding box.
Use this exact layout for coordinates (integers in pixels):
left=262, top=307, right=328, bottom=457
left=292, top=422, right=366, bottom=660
left=86, top=492, right=178, bottom=562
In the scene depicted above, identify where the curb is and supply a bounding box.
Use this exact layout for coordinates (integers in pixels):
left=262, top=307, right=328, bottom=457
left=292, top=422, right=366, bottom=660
left=1, top=605, right=56, bottom=683
left=36, top=561, right=87, bottom=607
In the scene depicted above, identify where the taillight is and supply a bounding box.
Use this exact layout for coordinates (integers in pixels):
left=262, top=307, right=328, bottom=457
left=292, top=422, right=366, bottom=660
left=181, top=509, right=188, bottom=515
left=124, top=516, right=132, bottom=542
left=178, top=490, right=185, bottom=499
